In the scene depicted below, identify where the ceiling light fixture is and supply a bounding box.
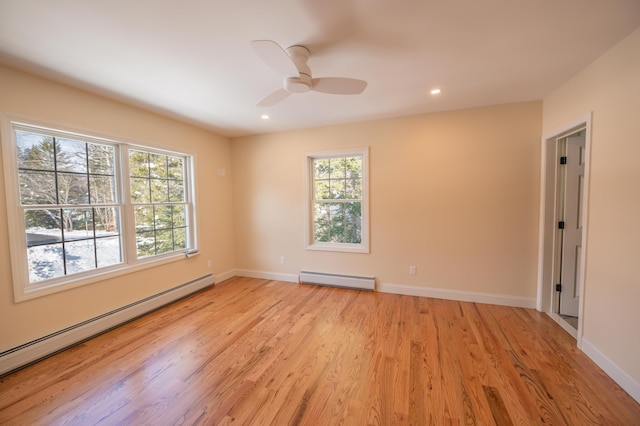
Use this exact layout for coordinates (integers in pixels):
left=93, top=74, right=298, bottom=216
left=430, top=88, right=442, bottom=95
left=261, top=114, right=270, bottom=120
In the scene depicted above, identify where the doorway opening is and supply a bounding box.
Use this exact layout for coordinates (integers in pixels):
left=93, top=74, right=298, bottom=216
left=537, top=114, right=591, bottom=345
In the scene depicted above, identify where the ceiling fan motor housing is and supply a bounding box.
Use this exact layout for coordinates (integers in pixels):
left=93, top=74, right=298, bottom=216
left=285, top=74, right=312, bottom=93
left=284, top=45, right=312, bottom=93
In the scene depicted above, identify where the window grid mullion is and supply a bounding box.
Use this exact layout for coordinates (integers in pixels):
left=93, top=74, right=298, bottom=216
left=53, top=136, right=60, bottom=205
left=85, top=142, right=91, bottom=205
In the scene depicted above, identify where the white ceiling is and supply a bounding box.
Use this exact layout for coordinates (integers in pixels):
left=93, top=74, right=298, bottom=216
left=1, top=0, right=639, bottom=138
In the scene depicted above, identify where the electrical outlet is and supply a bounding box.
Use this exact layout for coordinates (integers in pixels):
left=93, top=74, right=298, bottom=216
left=207, top=260, right=212, bottom=268
left=280, top=256, right=285, bottom=264
left=409, top=265, right=417, bottom=275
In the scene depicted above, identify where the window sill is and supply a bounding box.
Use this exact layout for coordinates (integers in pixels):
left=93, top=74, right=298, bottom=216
left=16, top=250, right=196, bottom=302
left=306, top=242, right=370, bottom=254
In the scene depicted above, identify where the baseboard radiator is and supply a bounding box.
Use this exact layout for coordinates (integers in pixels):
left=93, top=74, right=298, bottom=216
left=0, top=274, right=215, bottom=377
left=299, top=271, right=375, bottom=291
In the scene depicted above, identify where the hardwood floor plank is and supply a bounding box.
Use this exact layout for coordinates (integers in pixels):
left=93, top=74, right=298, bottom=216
left=483, top=385, right=513, bottom=426
left=1, top=277, right=639, bottom=425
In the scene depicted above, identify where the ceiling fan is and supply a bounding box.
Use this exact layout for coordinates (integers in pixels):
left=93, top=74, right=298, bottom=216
left=251, top=40, right=367, bottom=107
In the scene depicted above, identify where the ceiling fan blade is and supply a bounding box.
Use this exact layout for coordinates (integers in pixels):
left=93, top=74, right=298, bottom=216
left=251, top=40, right=299, bottom=77
left=257, top=88, right=291, bottom=107
left=311, top=77, right=367, bottom=95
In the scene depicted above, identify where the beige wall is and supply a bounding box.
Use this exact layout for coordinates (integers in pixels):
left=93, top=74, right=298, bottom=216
left=0, top=65, right=235, bottom=351
left=232, top=101, right=542, bottom=299
left=543, top=27, right=640, bottom=384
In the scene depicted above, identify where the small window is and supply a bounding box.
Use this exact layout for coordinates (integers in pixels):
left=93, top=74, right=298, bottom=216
left=306, top=148, right=369, bottom=253
left=1, top=117, right=197, bottom=301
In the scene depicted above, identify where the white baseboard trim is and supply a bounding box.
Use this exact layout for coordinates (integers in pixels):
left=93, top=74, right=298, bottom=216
left=235, top=269, right=299, bottom=283
left=581, top=338, right=640, bottom=404
left=377, top=282, right=537, bottom=309
left=0, top=274, right=215, bottom=377
left=231, top=272, right=536, bottom=308
left=214, top=269, right=237, bottom=283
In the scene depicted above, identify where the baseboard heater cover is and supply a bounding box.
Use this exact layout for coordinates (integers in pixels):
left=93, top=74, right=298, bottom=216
left=299, top=271, right=375, bottom=291
left=0, top=274, right=214, bottom=377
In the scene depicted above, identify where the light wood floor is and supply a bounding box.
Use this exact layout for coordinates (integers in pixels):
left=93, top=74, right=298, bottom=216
left=1, top=277, right=639, bottom=425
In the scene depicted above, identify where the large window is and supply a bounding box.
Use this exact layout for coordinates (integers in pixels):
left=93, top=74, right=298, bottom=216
left=306, top=148, right=369, bottom=253
left=1, top=118, right=196, bottom=301
left=16, top=129, right=122, bottom=283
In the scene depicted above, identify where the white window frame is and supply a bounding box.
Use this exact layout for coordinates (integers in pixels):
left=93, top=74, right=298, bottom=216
left=305, top=147, right=369, bottom=253
left=1, top=115, right=198, bottom=302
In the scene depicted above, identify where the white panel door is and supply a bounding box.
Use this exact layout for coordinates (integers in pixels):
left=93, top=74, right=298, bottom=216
left=559, top=133, right=585, bottom=317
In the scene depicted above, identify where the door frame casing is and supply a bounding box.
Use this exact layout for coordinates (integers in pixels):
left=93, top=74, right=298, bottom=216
left=536, top=113, right=592, bottom=346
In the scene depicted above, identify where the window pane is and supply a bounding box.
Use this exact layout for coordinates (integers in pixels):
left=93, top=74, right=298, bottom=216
left=173, top=227, right=187, bottom=250
left=19, top=170, right=56, bottom=205
left=57, top=138, right=88, bottom=173
left=330, top=158, right=346, bottom=179
left=24, top=207, right=64, bottom=281
left=94, top=207, right=120, bottom=235
left=65, top=239, right=96, bottom=274
left=344, top=202, right=362, bottom=223
left=136, top=231, right=155, bottom=257
left=58, top=173, right=89, bottom=204
left=90, top=176, right=116, bottom=204
left=313, top=203, right=331, bottom=242
left=62, top=208, right=93, bottom=241
left=172, top=205, right=186, bottom=227
left=155, top=229, right=173, bottom=254
left=344, top=222, right=362, bottom=244
left=149, top=153, right=167, bottom=178
left=329, top=203, right=345, bottom=243
left=25, top=209, right=62, bottom=247
left=329, top=203, right=344, bottom=222
left=151, top=179, right=168, bottom=203
left=314, top=158, right=330, bottom=179
left=129, top=150, right=149, bottom=177
left=88, top=143, right=115, bottom=175
left=94, top=208, right=122, bottom=268
left=314, top=180, right=330, bottom=200
left=131, top=178, right=150, bottom=203
left=168, top=156, right=184, bottom=180
left=27, top=243, right=64, bottom=282
left=344, top=157, right=362, bottom=178
left=96, top=236, right=122, bottom=268
left=154, top=205, right=173, bottom=229
left=169, top=180, right=184, bottom=202
left=135, top=206, right=154, bottom=231
left=345, top=178, right=362, bottom=199
left=16, top=131, right=55, bottom=171
left=329, top=180, right=346, bottom=199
